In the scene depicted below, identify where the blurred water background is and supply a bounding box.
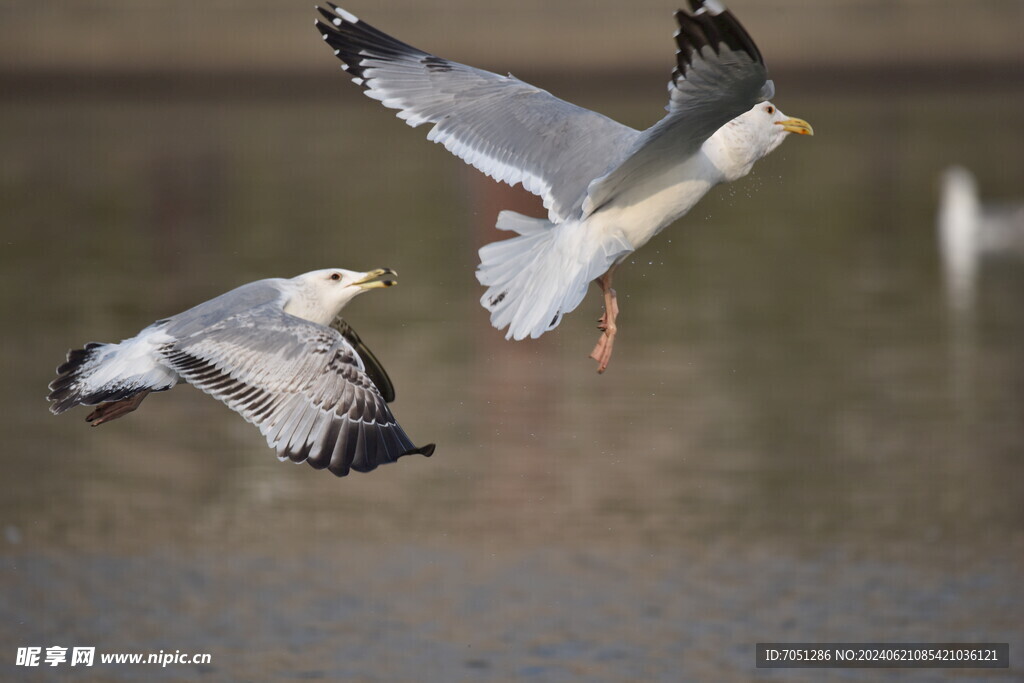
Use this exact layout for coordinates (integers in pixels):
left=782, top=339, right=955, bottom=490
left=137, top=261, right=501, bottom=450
left=1, top=1, right=1022, bottom=680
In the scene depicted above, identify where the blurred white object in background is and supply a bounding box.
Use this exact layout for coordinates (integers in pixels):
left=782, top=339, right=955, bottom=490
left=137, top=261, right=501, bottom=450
left=938, top=166, right=1024, bottom=312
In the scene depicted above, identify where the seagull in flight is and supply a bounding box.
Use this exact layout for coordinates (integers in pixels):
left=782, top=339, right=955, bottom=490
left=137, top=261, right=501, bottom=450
left=315, top=1, right=812, bottom=372
left=48, top=268, right=434, bottom=478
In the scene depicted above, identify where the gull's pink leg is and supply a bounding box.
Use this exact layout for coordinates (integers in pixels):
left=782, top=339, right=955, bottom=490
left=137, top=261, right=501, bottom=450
left=85, top=390, right=152, bottom=426
left=589, top=267, right=620, bottom=374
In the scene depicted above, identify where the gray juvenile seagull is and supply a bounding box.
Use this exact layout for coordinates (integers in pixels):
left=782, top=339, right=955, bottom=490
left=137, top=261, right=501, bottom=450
left=48, top=268, right=434, bottom=478
left=315, top=0, right=812, bottom=373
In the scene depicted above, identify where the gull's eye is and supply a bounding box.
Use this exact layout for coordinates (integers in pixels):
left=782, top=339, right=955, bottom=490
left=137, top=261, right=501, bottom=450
left=765, top=105, right=775, bottom=115
left=329, top=272, right=342, bottom=281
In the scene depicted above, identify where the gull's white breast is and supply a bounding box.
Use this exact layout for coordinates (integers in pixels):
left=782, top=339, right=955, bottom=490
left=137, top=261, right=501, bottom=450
left=589, top=151, right=719, bottom=252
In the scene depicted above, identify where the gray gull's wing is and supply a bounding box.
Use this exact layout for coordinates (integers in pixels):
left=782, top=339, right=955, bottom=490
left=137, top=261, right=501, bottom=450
left=315, top=4, right=638, bottom=222
left=582, top=0, right=774, bottom=216
left=162, top=303, right=433, bottom=477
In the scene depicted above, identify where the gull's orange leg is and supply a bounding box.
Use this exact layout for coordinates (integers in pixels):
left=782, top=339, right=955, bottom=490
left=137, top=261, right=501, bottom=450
left=589, top=267, right=620, bottom=374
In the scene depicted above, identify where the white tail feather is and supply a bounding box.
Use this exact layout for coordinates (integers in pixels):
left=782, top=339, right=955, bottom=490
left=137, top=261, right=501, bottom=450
left=476, top=211, right=630, bottom=340
left=47, top=327, right=179, bottom=413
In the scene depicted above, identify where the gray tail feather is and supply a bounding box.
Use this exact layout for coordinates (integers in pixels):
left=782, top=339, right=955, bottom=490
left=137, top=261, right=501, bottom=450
left=47, top=342, right=127, bottom=414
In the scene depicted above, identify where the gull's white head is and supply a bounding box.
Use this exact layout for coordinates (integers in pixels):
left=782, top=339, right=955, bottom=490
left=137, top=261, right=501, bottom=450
left=284, top=267, right=397, bottom=325
left=710, top=102, right=813, bottom=182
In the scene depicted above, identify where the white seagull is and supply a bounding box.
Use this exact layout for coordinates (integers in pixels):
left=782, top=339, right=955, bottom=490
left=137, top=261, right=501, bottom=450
left=938, top=166, right=1024, bottom=312
left=315, top=0, right=812, bottom=372
left=48, top=268, right=434, bottom=478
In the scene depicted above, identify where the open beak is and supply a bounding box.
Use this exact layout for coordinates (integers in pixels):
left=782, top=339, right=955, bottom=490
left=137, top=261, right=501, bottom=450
left=776, top=117, right=814, bottom=136
left=353, top=268, right=398, bottom=289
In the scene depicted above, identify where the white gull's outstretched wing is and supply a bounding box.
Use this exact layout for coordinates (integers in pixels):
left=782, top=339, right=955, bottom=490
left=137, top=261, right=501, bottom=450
left=315, top=3, right=638, bottom=223
left=162, top=303, right=433, bottom=477
left=582, top=0, right=775, bottom=215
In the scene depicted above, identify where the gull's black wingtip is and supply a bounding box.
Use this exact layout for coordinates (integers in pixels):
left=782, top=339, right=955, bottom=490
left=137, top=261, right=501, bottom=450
left=673, top=0, right=764, bottom=79
left=408, top=443, right=436, bottom=458
left=316, top=6, right=339, bottom=28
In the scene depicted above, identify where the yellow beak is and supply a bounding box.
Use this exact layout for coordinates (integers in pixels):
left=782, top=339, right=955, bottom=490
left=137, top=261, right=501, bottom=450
left=776, top=117, right=814, bottom=136
left=353, top=268, right=398, bottom=289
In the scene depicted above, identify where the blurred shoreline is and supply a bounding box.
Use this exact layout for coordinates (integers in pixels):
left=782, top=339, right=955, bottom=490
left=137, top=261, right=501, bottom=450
left=4, top=61, right=1024, bottom=102
left=3, top=1, right=1022, bottom=96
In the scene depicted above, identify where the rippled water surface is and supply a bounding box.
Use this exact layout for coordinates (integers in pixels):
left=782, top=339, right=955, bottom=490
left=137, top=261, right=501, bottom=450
left=1, top=81, right=1022, bottom=681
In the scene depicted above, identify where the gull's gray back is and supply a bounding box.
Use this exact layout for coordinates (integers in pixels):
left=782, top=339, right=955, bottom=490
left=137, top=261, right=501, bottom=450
left=161, top=279, right=288, bottom=339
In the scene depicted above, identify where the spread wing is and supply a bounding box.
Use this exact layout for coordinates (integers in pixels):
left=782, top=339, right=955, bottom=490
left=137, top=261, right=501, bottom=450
left=315, top=3, right=638, bottom=223
left=161, top=304, right=433, bottom=477
left=582, top=0, right=774, bottom=216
